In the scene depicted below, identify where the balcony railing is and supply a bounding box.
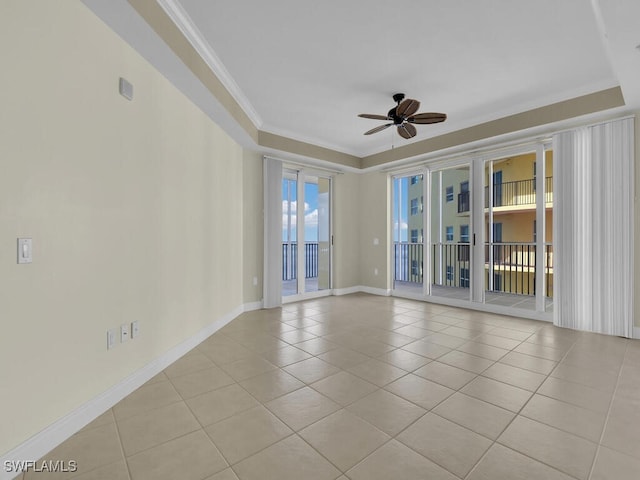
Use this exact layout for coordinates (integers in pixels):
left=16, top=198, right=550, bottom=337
left=485, top=177, right=553, bottom=208
left=393, top=241, right=553, bottom=297
left=486, top=242, right=553, bottom=296
left=457, top=177, right=553, bottom=212
left=394, top=243, right=424, bottom=284
left=282, top=242, right=318, bottom=280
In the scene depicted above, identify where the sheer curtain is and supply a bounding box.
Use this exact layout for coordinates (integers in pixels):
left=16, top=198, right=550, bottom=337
left=263, top=157, right=283, bottom=308
left=553, top=117, right=634, bottom=336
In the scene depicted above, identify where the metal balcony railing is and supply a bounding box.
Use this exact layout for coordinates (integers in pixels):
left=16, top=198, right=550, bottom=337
left=485, top=177, right=553, bottom=208
left=282, top=242, right=319, bottom=280
left=393, top=241, right=554, bottom=297
left=394, top=243, right=424, bottom=284
left=485, top=242, right=553, bottom=296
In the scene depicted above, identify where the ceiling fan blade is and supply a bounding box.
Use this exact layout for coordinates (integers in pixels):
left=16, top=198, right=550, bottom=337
left=396, top=98, right=420, bottom=117
left=364, top=123, right=393, bottom=135
left=358, top=114, right=389, bottom=121
left=397, top=123, right=417, bottom=139
left=408, top=113, right=447, bottom=124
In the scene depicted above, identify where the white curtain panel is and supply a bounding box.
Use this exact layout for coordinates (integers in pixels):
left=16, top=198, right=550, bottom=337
left=263, top=157, right=283, bottom=308
left=553, top=117, right=634, bottom=336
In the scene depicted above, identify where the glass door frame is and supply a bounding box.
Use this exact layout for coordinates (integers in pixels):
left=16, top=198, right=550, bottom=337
left=388, top=140, right=553, bottom=320
left=478, top=142, right=551, bottom=313
left=390, top=169, right=428, bottom=299
left=426, top=159, right=474, bottom=303
left=282, top=167, right=333, bottom=304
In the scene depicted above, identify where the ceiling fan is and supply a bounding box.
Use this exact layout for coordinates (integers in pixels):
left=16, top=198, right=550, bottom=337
left=358, top=93, right=447, bottom=139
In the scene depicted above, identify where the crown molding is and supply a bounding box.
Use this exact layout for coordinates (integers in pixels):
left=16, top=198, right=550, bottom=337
left=156, top=0, right=263, bottom=129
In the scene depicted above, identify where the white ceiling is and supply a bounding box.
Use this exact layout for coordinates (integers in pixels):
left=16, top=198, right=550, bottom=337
left=84, top=0, right=640, bottom=159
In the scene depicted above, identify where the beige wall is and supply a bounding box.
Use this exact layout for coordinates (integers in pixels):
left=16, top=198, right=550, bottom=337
left=358, top=172, right=389, bottom=290
left=242, top=150, right=263, bottom=303
left=331, top=173, right=361, bottom=289
left=0, top=1, right=246, bottom=455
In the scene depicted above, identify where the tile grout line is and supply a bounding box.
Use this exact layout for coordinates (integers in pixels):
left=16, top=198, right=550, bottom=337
left=462, top=332, right=582, bottom=480
left=585, top=338, right=629, bottom=480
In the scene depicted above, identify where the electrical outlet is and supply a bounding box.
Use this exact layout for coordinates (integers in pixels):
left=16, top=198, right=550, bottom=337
left=374, top=268, right=379, bottom=276
left=120, top=323, right=130, bottom=343
left=253, top=276, right=258, bottom=286
left=131, top=321, right=139, bottom=339
left=107, top=329, right=117, bottom=350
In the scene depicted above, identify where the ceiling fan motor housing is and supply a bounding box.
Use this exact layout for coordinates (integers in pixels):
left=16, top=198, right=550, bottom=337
left=387, top=107, right=404, bottom=124
left=392, top=93, right=405, bottom=103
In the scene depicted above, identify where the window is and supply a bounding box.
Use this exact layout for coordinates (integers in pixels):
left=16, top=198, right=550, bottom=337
left=446, top=226, right=454, bottom=241
left=411, top=260, right=422, bottom=276
left=460, top=267, right=470, bottom=288
left=410, top=198, right=419, bottom=215
left=533, top=220, right=537, bottom=242
left=460, top=225, right=469, bottom=243
left=458, top=181, right=470, bottom=213
left=411, top=229, right=418, bottom=243
left=446, top=266, right=454, bottom=282
left=446, top=186, right=454, bottom=202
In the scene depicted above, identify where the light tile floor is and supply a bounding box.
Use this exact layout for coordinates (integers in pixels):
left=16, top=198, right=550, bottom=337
left=16, top=293, right=640, bottom=480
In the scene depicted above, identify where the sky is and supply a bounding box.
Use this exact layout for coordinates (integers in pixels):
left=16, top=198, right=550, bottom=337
left=282, top=179, right=321, bottom=241
left=393, top=176, right=409, bottom=242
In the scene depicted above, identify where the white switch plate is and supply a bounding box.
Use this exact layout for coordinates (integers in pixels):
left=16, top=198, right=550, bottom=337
left=373, top=238, right=379, bottom=246
left=253, top=276, right=258, bottom=286
left=107, top=329, right=117, bottom=350
left=131, top=321, right=139, bottom=339
left=120, top=323, right=129, bottom=343
left=374, top=268, right=379, bottom=276
left=17, top=238, right=32, bottom=264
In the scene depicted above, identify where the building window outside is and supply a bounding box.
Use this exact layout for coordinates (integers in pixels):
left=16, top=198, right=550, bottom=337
left=411, top=229, right=419, bottom=243
left=446, top=266, right=454, bottom=282
left=446, top=186, right=454, bottom=202
left=411, top=260, right=421, bottom=276
left=410, top=198, right=419, bottom=215
left=460, top=225, right=469, bottom=243
left=446, top=226, right=454, bottom=241
left=460, top=267, right=470, bottom=288
left=410, top=175, right=422, bottom=185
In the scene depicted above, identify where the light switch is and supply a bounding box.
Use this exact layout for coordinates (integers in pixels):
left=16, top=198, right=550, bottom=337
left=17, top=238, right=32, bottom=264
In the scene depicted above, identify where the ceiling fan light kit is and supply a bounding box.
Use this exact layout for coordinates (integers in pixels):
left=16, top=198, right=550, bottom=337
left=358, top=93, right=447, bottom=139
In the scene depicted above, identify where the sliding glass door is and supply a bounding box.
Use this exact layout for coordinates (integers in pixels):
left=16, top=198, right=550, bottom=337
left=282, top=169, right=331, bottom=300
left=392, top=173, right=424, bottom=295
left=389, top=143, right=553, bottom=318
left=429, top=165, right=472, bottom=300
left=483, top=149, right=553, bottom=312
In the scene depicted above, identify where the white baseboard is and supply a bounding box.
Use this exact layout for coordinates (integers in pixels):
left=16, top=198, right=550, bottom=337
left=0, top=302, right=253, bottom=480
left=359, top=285, right=391, bottom=296
left=243, top=300, right=263, bottom=312
left=333, top=285, right=390, bottom=297
left=332, top=286, right=361, bottom=296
